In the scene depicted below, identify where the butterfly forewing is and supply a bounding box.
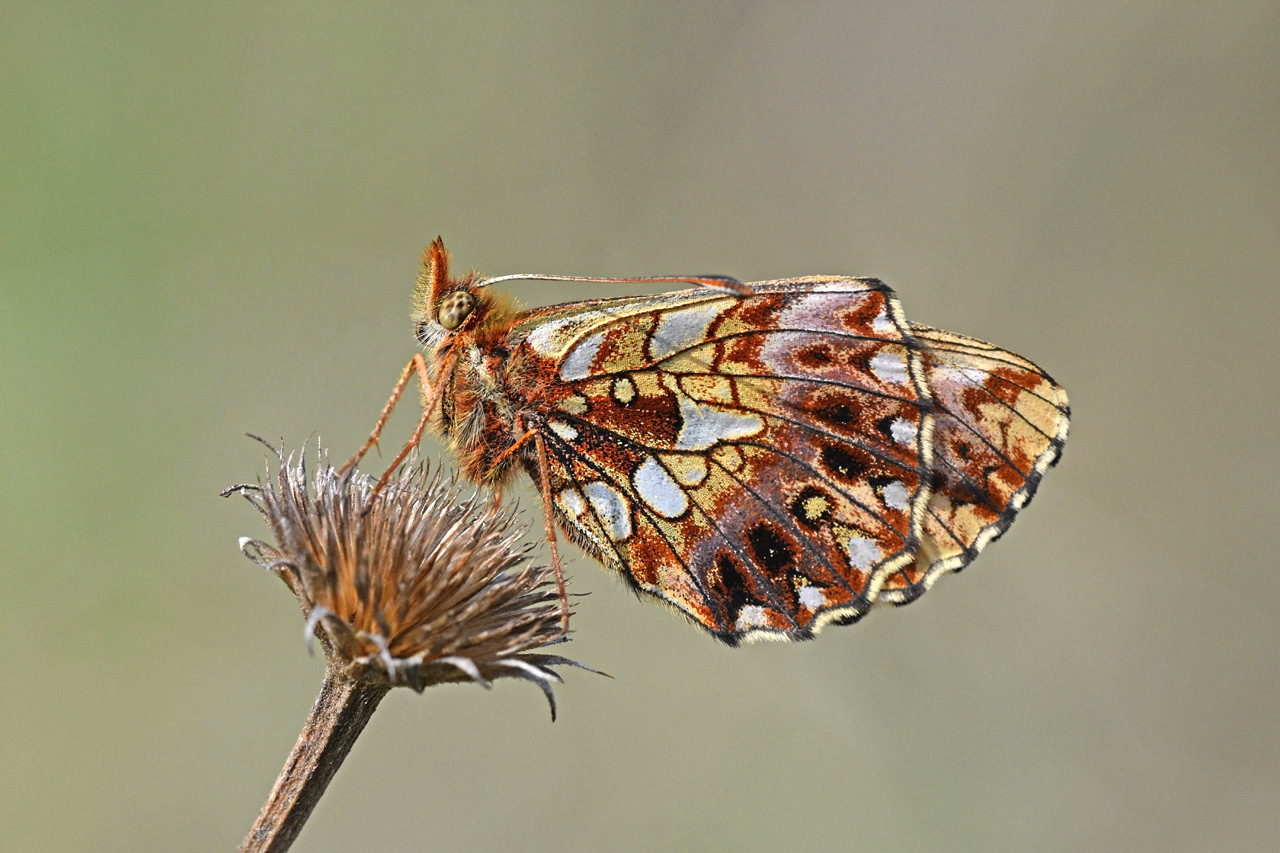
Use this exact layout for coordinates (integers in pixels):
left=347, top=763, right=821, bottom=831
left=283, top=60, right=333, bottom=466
left=504, top=278, right=935, bottom=643
left=878, top=324, right=1070, bottom=605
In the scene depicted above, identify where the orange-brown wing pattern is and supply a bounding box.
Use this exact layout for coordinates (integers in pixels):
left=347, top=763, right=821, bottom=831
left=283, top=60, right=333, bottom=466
left=502, top=279, right=935, bottom=643
left=878, top=324, right=1070, bottom=605
left=374, top=240, right=1071, bottom=645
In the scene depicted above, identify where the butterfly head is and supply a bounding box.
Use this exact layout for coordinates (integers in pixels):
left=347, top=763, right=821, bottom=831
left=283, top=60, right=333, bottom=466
left=411, top=237, right=518, bottom=362
left=411, top=237, right=482, bottom=349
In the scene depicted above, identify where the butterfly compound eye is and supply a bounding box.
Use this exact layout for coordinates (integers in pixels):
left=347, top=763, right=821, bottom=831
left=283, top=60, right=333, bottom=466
left=437, top=290, right=477, bottom=331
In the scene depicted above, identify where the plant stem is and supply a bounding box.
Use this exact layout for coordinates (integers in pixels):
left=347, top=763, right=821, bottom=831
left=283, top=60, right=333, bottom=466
left=240, top=668, right=390, bottom=853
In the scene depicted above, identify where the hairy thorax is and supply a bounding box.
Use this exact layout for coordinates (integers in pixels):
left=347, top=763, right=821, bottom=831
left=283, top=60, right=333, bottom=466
left=433, top=327, right=547, bottom=488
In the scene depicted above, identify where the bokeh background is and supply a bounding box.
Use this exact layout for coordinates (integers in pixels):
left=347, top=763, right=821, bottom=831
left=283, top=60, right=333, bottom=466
left=3, top=3, right=1277, bottom=850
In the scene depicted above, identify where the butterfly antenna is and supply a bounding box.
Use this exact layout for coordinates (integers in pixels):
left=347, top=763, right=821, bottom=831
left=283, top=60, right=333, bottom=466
left=480, top=272, right=751, bottom=296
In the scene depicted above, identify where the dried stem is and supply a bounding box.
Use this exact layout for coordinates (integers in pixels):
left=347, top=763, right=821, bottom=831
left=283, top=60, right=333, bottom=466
left=229, top=447, right=594, bottom=848
left=240, top=667, right=391, bottom=853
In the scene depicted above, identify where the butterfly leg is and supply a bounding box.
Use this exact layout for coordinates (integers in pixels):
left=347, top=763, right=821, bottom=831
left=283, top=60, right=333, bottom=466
left=368, top=361, right=451, bottom=496
left=481, top=425, right=538, bottom=509
left=340, top=353, right=432, bottom=475
left=483, top=426, right=538, bottom=480
left=478, top=420, right=571, bottom=632
left=534, top=431, right=571, bottom=635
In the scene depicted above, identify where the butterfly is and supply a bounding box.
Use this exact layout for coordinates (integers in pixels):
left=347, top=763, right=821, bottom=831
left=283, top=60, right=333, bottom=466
left=344, top=239, right=1069, bottom=645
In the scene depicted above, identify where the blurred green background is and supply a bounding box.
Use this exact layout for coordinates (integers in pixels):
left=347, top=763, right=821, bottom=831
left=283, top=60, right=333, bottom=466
left=3, top=3, right=1277, bottom=851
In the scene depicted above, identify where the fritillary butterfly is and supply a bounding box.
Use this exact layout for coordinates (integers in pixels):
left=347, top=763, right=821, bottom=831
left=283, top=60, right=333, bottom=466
left=345, top=239, right=1069, bottom=645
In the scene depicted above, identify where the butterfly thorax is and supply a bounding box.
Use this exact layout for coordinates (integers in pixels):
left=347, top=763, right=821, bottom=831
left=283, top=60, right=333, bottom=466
left=421, top=290, right=549, bottom=488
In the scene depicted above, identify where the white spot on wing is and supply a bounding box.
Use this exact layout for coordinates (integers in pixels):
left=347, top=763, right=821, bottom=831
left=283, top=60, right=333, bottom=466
left=937, top=364, right=984, bottom=389
left=583, top=481, right=632, bottom=541
left=675, top=396, right=763, bottom=451
left=612, top=376, right=636, bottom=404
left=735, top=604, right=768, bottom=630
left=557, top=488, right=608, bottom=554
left=549, top=420, right=579, bottom=441
left=847, top=536, right=882, bottom=569
left=633, top=456, right=688, bottom=518
left=889, top=417, right=917, bottom=446
left=559, top=331, right=605, bottom=381
left=525, top=315, right=578, bottom=356
left=775, top=292, right=859, bottom=330
left=798, top=585, right=825, bottom=610
left=872, top=309, right=894, bottom=333
left=557, top=488, right=586, bottom=518
left=869, top=351, right=909, bottom=386
left=881, top=480, right=910, bottom=511
left=649, top=301, right=727, bottom=360
left=525, top=303, right=636, bottom=358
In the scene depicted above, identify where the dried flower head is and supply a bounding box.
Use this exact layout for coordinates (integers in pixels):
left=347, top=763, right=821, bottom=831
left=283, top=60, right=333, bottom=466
left=226, top=441, right=592, bottom=718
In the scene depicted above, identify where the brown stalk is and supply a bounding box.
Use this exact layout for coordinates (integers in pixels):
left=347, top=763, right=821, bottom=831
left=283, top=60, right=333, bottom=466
left=240, top=671, right=389, bottom=853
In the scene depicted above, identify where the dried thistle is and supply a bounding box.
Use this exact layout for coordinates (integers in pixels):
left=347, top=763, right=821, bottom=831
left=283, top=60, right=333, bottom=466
left=224, top=441, right=595, bottom=852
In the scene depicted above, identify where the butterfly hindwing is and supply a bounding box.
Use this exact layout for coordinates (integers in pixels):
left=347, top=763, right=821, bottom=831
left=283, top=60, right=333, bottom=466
left=878, top=324, right=1070, bottom=605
